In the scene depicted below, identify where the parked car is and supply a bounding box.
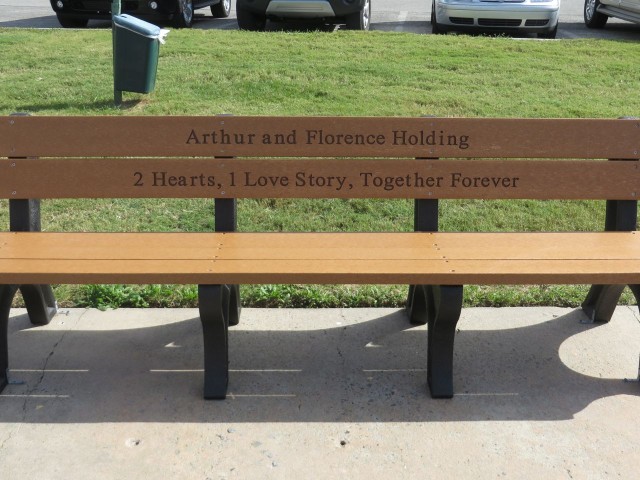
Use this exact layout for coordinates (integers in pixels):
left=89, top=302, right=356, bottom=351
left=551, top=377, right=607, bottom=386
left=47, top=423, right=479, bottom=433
left=235, top=0, right=371, bottom=31
left=49, top=0, right=230, bottom=28
left=584, top=0, right=640, bottom=28
left=430, top=0, right=560, bottom=38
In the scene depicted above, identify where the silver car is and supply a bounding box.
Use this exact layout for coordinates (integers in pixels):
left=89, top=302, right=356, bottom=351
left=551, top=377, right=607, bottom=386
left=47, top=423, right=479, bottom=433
left=236, top=0, right=371, bottom=30
left=584, top=0, right=640, bottom=28
left=430, top=0, right=560, bottom=38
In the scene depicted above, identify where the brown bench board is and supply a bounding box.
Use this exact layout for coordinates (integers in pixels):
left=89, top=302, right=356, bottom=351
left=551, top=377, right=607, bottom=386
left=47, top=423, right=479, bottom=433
left=1, top=158, right=638, bottom=200
left=2, top=116, right=639, bottom=158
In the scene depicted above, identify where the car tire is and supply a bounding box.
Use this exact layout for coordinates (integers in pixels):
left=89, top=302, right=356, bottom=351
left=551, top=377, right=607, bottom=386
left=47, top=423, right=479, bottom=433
left=537, top=24, right=557, bottom=38
left=344, top=0, right=371, bottom=31
left=584, top=0, right=608, bottom=28
left=211, top=0, right=231, bottom=18
left=174, top=0, right=194, bottom=28
left=56, top=14, right=89, bottom=28
left=431, top=0, right=448, bottom=34
left=236, top=6, right=266, bottom=31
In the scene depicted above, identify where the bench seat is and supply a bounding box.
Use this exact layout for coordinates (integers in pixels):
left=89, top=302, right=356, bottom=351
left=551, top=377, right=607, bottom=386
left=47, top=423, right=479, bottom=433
left=1, top=231, right=638, bottom=285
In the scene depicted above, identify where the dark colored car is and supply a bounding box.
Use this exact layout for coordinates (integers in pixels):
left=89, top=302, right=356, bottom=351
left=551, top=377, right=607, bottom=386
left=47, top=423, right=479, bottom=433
left=49, top=0, right=231, bottom=28
left=584, top=0, right=640, bottom=29
left=235, top=0, right=371, bottom=30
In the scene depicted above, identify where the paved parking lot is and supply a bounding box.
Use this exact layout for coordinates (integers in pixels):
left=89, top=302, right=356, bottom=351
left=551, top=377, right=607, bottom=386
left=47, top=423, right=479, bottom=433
left=1, top=0, right=639, bottom=38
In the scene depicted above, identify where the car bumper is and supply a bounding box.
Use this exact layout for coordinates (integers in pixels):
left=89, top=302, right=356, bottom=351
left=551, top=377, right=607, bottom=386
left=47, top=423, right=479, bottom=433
left=434, top=0, right=560, bottom=32
left=266, top=1, right=335, bottom=18
left=50, top=0, right=177, bottom=20
left=237, top=0, right=366, bottom=18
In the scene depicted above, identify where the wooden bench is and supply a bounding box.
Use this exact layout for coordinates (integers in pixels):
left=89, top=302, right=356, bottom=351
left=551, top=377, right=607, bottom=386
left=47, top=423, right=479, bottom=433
left=1, top=115, right=639, bottom=400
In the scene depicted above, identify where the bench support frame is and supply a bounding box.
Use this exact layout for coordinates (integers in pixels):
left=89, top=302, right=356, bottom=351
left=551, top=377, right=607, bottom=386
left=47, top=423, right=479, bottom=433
left=407, top=197, right=440, bottom=325
left=215, top=198, right=241, bottom=327
left=582, top=199, right=639, bottom=323
left=9, top=200, right=58, bottom=326
left=0, top=285, right=18, bottom=392
left=423, top=285, right=464, bottom=398
left=0, top=198, right=59, bottom=392
left=8, top=114, right=58, bottom=326
left=198, top=284, right=230, bottom=399
left=195, top=197, right=244, bottom=399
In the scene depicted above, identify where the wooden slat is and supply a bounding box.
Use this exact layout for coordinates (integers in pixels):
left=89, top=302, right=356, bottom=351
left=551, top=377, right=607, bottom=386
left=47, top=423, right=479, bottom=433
left=217, top=232, right=640, bottom=261
left=426, top=231, right=640, bottom=260
left=173, top=258, right=640, bottom=285
left=0, top=232, right=224, bottom=260
left=2, top=232, right=639, bottom=261
left=1, top=232, right=638, bottom=259
left=0, top=258, right=638, bottom=285
left=0, top=232, right=434, bottom=260
left=2, top=116, right=639, bottom=159
left=0, top=232, right=638, bottom=285
left=1, top=158, right=638, bottom=200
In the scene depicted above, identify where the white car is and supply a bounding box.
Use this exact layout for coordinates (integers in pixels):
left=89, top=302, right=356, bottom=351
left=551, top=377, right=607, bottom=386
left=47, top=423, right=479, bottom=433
left=430, top=0, right=560, bottom=38
left=584, top=0, right=640, bottom=28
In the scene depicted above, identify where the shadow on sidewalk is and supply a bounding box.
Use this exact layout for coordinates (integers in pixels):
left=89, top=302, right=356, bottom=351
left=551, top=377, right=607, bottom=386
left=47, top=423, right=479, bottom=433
left=1, top=307, right=638, bottom=423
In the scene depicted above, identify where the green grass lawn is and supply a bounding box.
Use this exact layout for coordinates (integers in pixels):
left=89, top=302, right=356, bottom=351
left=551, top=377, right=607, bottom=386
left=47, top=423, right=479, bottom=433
left=1, top=28, right=639, bottom=308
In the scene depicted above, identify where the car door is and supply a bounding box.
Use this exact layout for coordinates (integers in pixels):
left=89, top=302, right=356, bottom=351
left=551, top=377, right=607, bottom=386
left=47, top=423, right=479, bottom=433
left=619, top=0, right=640, bottom=14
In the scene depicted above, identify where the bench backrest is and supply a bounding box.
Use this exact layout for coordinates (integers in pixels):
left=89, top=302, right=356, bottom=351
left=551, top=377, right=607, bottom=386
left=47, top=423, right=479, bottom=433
left=1, top=116, right=638, bottom=202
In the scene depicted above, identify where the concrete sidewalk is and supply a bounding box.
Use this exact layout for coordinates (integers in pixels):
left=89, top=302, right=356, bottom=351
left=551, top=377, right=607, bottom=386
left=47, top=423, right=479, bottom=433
left=1, top=306, right=639, bottom=478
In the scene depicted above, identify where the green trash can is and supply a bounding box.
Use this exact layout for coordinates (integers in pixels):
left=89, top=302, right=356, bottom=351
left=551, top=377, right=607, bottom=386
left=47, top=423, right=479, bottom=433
left=113, top=14, right=166, bottom=94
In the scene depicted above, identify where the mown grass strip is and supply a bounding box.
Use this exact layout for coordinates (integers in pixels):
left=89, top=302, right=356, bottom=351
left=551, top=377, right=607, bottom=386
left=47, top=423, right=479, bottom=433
left=1, top=29, right=638, bottom=308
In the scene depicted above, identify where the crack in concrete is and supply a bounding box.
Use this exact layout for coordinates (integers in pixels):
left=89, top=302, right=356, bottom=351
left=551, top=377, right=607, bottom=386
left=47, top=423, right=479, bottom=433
left=0, top=308, right=80, bottom=451
left=0, top=422, right=20, bottom=451
left=17, top=309, right=85, bottom=419
left=627, top=305, right=640, bottom=324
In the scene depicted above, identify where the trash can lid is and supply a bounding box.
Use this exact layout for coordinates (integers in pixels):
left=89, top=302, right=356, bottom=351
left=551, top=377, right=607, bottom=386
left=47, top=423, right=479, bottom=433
left=113, top=14, right=162, bottom=37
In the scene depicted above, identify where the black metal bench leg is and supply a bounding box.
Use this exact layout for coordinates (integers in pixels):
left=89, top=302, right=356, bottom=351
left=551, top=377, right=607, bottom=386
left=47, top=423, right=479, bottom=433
left=581, top=285, right=626, bottom=323
left=407, top=285, right=429, bottom=326
left=226, top=284, right=242, bottom=327
left=198, top=284, right=230, bottom=400
left=427, top=285, right=463, bottom=399
left=0, top=285, right=18, bottom=393
left=19, top=284, right=58, bottom=326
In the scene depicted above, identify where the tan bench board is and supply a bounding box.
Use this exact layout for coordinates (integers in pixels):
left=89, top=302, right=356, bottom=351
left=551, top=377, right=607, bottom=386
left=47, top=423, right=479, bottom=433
left=2, top=116, right=639, bottom=159
left=0, top=232, right=638, bottom=285
left=1, top=158, right=638, bottom=200
left=2, top=231, right=638, bottom=259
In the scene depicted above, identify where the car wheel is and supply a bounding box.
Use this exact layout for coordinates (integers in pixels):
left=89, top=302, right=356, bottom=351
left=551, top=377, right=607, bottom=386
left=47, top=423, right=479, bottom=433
left=537, top=24, right=557, bottom=39
left=344, top=0, right=371, bottom=30
left=431, top=0, right=448, bottom=34
left=584, top=0, right=608, bottom=28
left=56, top=14, right=89, bottom=28
left=174, top=0, right=194, bottom=28
left=236, top=6, right=266, bottom=31
left=211, top=0, right=231, bottom=18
